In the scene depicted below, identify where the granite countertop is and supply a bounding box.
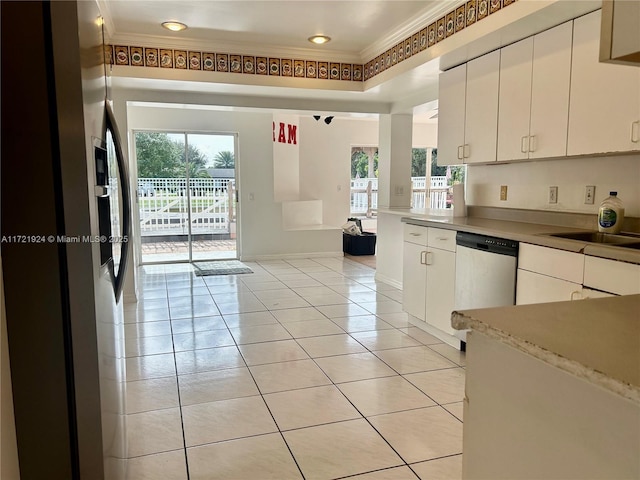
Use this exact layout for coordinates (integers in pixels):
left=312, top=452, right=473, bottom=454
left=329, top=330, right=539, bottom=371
left=391, top=208, right=640, bottom=264
left=451, top=295, right=640, bottom=404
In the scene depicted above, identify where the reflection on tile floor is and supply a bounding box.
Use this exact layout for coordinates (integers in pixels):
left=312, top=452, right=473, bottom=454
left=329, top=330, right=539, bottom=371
left=123, top=257, right=464, bottom=480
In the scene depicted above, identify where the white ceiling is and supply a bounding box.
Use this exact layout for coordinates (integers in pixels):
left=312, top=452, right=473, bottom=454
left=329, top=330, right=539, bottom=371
left=103, top=0, right=600, bottom=119
left=103, top=1, right=455, bottom=58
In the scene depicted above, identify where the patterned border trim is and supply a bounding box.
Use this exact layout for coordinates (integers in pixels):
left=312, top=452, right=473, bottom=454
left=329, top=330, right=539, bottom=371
left=106, top=0, right=514, bottom=83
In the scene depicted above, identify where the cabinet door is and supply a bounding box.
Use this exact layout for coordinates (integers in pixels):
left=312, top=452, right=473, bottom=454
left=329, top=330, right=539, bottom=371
left=518, top=243, right=584, bottom=284
left=437, top=63, right=467, bottom=166
left=425, top=248, right=456, bottom=335
left=402, top=242, right=426, bottom=321
left=568, top=10, right=640, bottom=156
left=529, top=20, right=573, bottom=159
left=583, top=255, right=640, bottom=296
left=464, top=50, right=500, bottom=163
left=497, top=37, right=533, bottom=162
left=516, top=269, right=582, bottom=305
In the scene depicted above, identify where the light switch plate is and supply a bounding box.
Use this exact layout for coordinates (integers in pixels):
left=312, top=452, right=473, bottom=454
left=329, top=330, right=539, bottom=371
left=584, top=185, right=595, bottom=204
left=549, top=186, right=558, bottom=204
left=500, top=185, right=508, bottom=201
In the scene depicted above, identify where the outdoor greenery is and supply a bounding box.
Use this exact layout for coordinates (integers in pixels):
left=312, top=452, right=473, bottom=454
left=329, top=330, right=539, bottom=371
left=350, top=146, right=465, bottom=185
left=214, top=151, right=235, bottom=169
left=412, top=148, right=427, bottom=177
left=135, top=132, right=210, bottom=178
left=351, top=148, right=378, bottom=178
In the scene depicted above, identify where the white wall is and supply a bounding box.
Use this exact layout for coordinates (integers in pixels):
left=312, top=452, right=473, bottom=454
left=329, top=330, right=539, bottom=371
left=412, top=122, right=439, bottom=148
left=273, top=114, right=300, bottom=202
left=299, top=117, right=378, bottom=227
left=467, top=154, right=640, bottom=217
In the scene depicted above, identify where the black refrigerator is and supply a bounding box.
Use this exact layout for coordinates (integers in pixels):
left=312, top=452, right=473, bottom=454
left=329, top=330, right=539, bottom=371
left=1, top=1, right=131, bottom=479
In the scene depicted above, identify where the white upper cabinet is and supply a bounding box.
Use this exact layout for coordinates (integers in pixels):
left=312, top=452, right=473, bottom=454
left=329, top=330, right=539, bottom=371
left=498, top=37, right=534, bottom=162
left=437, top=50, right=500, bottom=165
left=497, top=22, right=573, bottom=162
left=464, top=50, right=500, bottom=164
left=568, top=10, right=640, bottom=156
left=529, top=21, right=573, bottom=159
left=437, top=63, right=467, bottom=166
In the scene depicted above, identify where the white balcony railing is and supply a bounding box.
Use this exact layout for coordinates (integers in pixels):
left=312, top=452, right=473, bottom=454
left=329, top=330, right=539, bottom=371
left=137, top=176, right=451, bottom=237
left=350, top=176, right=450, bottom=215
left=137, top=177, right=235, bottom=236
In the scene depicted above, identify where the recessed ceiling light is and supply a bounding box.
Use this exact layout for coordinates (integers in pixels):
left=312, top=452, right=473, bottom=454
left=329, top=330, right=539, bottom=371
left=308, top=35, right=331, bottom=45
left=162, top=21, right=188, bottom=32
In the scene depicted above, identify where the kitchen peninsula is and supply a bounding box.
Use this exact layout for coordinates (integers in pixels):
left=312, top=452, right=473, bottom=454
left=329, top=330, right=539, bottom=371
left=452, top=295, right=640, bottom=479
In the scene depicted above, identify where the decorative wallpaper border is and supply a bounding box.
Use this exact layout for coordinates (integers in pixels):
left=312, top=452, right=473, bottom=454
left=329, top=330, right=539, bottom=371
left=106, top=0, right=515, bottom=83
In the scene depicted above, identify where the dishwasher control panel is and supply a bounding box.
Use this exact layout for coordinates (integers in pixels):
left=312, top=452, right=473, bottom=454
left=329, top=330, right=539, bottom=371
left=456, top=232, right=518, bottom=256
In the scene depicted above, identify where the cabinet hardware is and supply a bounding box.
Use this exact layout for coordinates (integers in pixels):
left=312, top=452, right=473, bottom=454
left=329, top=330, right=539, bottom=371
left=457, top=145, right=464, bottom=160
left=409, top=232, right=422, bottom=236
left=521, top=136, right=528, bottom=153
left=528, top=135, right=537, bottom=152
left=463, top=144, right=470, bottom=158
left=425, top=252, right=433, bottom=265
left=632, top=121, right=639, bottom=143
left=570, top=290, right=582, bottom=301
left=420, top=251, right=427, bottom=265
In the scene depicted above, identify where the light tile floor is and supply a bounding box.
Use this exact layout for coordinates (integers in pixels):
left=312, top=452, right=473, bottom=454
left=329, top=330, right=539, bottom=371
left=123, top=257, right=464, bottom=480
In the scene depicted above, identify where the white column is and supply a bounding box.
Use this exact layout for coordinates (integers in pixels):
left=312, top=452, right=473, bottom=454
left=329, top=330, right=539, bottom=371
left=377, top=114, right=413, bottom=209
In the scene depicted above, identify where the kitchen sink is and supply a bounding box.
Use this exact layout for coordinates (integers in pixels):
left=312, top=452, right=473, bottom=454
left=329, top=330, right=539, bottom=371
left=548, top=231, right=640, bottom=245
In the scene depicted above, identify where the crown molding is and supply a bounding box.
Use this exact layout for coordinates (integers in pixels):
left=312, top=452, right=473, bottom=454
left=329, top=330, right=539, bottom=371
left=361, top=0, right=463, bottom=60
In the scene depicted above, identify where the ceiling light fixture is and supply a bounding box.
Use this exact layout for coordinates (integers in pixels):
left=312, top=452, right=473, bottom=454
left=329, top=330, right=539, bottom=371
left=162, top=21, right=188, bottom=32
left=308, top=35, right=331, bottom=45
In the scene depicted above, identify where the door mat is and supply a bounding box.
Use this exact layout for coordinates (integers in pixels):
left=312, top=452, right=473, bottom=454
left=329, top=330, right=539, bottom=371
left=193, top=260, right=253, bottom=276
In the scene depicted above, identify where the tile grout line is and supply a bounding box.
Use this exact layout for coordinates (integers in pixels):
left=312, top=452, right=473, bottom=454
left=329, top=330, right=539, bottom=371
left=165, top=274, right=192, bottom=480
left=130, top=258, right=462, bottom=478
left=227, top=307, right=309, bottom=480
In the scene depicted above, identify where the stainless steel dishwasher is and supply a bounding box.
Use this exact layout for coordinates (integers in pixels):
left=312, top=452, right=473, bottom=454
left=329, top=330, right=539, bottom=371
left=454, top=232, right=519, bottom=345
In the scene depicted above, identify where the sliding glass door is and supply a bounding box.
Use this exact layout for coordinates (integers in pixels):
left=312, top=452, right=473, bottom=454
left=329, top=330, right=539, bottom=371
left=134, top=131, right=237, bottom=264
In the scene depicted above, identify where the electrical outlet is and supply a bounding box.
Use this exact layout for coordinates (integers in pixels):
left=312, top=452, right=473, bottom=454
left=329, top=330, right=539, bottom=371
left=549, top=186, right=558, bottom=204
left=394, top=185, right=404, bottom=195
left=584, top=185, right=595, bottom=204
left=500, top=185, right=508, bottom=201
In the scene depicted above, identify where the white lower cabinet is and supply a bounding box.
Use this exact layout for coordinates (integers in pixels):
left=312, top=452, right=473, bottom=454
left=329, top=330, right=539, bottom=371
left=517, top=243, right=640, bottom=303
left=583, top=256, right=640, bottom=296
left=425, top=247, right=456, bottom=335
left=516, top=243, right=585, bottom=305
left=402, top=226, right=456, bottom=336
left=402, top=241, right=427, bottom=320
left=516, top=269, right=583, bottom=305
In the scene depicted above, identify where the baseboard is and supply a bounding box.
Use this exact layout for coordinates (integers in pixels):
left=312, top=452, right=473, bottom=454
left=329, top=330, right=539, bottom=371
left=374, top=272, right=402, bottom=290
left=240, top=251, right=344, bottom=262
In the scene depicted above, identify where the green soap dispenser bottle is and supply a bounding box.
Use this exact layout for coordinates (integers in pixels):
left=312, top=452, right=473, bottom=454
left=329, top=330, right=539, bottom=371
left=598, top=192, right=625, bottom=234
